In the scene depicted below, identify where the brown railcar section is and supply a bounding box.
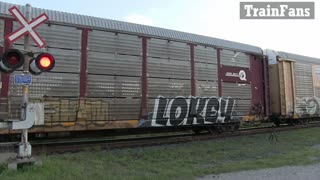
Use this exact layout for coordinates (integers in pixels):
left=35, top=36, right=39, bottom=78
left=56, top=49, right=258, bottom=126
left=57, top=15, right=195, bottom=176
left=269, top=57, right=320, bottom=120
left=269, top=59, right=296, bottom=117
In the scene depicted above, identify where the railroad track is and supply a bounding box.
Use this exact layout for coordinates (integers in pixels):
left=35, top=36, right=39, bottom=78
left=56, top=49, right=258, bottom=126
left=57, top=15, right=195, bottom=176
left=1, top=122, right=320, bottom=155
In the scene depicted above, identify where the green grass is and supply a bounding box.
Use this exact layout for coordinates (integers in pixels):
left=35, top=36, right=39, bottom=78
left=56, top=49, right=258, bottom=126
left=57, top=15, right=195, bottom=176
left=1, top=127, right=320, bottom=180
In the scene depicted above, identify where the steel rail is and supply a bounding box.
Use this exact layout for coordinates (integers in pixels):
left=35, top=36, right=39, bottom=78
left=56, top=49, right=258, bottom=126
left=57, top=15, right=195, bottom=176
left=1, top=122, right=320, bottom=155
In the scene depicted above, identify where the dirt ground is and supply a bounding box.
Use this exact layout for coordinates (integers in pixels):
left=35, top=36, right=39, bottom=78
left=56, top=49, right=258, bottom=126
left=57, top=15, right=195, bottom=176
left=198, top=163, right=320, bottom=180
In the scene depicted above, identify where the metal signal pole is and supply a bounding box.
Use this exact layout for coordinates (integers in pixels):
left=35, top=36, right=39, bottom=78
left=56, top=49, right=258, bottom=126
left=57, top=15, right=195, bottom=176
left=19, top=3, right=31, bottom=158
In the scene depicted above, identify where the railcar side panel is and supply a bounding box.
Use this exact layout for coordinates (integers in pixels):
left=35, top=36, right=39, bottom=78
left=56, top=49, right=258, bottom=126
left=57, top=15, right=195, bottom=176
left=312, top=65, right=320, bottom=97
left=0, top=6, right=268, bottom=134
left=295, top=62, right=317, bottom=117
left=295, top=63, right=313, bottom=98
left=268, top=64, right=281, bottom=115
left=195, top=46, right=218, bottom=97
left=0, top=19, right=4, bottom=42
left=219, top=51, right=250, bottom=120
left=268, top=52, right=320, bottom=121
left=250, top=56, right=266, bottom=116
left=86, top=30, right=142, bottom=124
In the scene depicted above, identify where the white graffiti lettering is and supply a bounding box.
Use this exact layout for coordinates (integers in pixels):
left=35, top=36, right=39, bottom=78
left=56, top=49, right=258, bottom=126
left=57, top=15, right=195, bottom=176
left=295, top=97, right=319, bottom=116
left=150, top=96, right=236, bottom=127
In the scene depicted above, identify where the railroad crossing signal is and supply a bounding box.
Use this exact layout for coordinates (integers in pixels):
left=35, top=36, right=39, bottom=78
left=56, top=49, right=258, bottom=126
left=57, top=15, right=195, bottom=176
left=1, top=6, right=55, bottom=75
left=6, top=6, right=48, bottom=48
left=0, top=49, right=56, bottom=75
left=2, top=4, right=50, bottom=166
left=29, top=53, right=55, bottom=75
left=0, top=49, right=24, bottom=73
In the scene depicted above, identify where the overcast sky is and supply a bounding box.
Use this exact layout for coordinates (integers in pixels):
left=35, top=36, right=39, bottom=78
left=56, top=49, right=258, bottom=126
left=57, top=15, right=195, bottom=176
left=2, top=0, right=320, bottom=57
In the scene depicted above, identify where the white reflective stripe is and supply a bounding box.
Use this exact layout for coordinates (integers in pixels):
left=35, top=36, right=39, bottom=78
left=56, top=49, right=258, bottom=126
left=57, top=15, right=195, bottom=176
left=8, top=7, right=48, bottom=47
left=11, top=8, right=29, bottom=26
left=8, top=8, right=30, bottom=41
left=29, top=30, right=44, bottom=47
left=29, top=15, right=48, bottom=27
left=8, top=28, right=27, bottom=41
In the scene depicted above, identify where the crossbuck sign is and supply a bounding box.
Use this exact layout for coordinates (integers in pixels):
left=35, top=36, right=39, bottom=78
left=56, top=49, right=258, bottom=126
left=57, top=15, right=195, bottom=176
left=6, top=6, right=48, bottom=48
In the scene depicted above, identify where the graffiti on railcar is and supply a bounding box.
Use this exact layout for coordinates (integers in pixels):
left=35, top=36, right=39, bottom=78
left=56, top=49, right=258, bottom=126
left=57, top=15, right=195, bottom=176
left=140, top=96, right=236, bottom=127
left=295, top=97, right=320, bottom=116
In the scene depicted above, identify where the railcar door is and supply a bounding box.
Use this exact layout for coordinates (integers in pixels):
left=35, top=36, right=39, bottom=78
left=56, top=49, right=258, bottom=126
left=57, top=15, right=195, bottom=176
left=269, top=59, right=295, bottom=117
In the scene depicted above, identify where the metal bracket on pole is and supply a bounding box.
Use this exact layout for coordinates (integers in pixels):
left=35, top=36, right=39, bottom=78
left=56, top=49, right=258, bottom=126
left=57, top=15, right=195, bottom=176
left=11, top=103, right=36, bottom=130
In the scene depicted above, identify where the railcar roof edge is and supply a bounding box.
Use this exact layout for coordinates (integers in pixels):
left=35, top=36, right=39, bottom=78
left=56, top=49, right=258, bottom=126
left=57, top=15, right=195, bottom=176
left=0, top=1, right=262, bottom=55
left=277, top=51, right=320, bottom=64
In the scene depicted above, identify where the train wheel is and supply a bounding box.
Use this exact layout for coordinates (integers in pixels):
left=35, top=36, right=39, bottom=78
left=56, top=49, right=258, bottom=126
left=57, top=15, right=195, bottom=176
left=217, top=124, right=226, bottom=133
left=206, top=126, right=218, bottom=134
left=230, top=123, right=240, bottom=132
left=273, top=118, right=281, bottom=127
left=301, top=118, right=309, bottom=125
left=192, top=128, right=202, bottom=134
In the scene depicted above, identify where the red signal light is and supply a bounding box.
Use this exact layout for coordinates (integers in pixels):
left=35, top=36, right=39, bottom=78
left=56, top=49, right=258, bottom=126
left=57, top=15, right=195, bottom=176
left=29, top=53, right=55, bottom=75
left=0, top=49, right=24, bottom=73
left=36, top=53, right=55, bottom=71
left=39, top=57, right=51, bottom=68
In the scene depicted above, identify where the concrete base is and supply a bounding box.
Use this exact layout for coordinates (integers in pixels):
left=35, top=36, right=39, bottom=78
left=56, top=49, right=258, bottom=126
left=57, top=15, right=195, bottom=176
left=7, top=157, right=42, bottom=170
left=0, top=153, right=16, bottom=164
left=18, top=143, right=32, bottom=158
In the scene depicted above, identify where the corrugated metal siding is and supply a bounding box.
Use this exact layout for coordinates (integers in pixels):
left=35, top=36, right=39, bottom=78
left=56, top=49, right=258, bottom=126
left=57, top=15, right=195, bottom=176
left=315, top=87, right=320, bottom=97
left=222, top=82, right=251, bottom=116
left=278, top=51, right=320, bottom=64
left=88, top=30, right=141, bottom=56
left=86, top=75, right=140, bottom=97
left=313, top=66, right=320, bottom=97
left=0, top=19, right=3, bottom=92
left=147, top=39, right=191, bottom=113
left=148, top=38, right=190, bottom=61
left=9, top=72, right=79, bottom=97
left=222, top=82, right=252, bottom=99
left=0, top=98, right=8, bottom=120
left=294, top=63, right=313, bottom=98
left=148, top=78, right=190, bottom=98
left=194, top=46, right=218, bottom=96
left=46, top=48, right=80, bottom=73
left=148, top=38, right=169, bottom=59
left=233, top=99, right=251, bottom=116
left=148, top=57, right=190, bottom=79
left=195, top=63, right=217, bottom=81
left=44, top=98, right=78, bottom=122
left=0, top=19, right=4, bottom=46
left=194, top=46, right=217, bottom=63
left=221, top=50, right=250, bottom=68
left=0, top=2, right=262, bottom=54
left=196, top=80, right=218, bottom=97
left=13, top=22, right=81, bottom=50
left=87, top=52, right=141, bottom=76
left=1, top=97, right=22, bottom=119
left=194, top=44, right=217, bottom=81
left=3, top=97, right=140, bottom=122
left=0, top=73, right=2, bottom=96
left=105, top=98, right=140, bottom=120
left=86, top=30, right=142, bottom=120
left=0, top=97, right=78, bottom=121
